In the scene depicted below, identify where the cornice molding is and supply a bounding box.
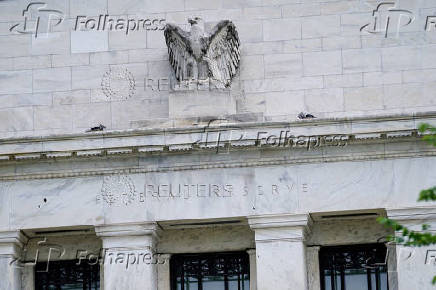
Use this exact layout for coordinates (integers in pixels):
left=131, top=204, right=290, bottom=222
left=0, top=111, right=433, bottom=161
left=0, top=231, right=28, bottom=246
left=0, top=144, right=434, bottom=181
left=0, top=131, right=419, bottom=163
left=386, top=207, right=436, bottom=233
left=1, top=110, right=435, bottom=144
left=248, top=213, right=312, bottom=229
left=248, top=213, right=313, bottom=243
left=0, top=231, right=28, bottom=256
left=95, top=222, right=160, bottom=249
left=386, top=207, right=436, bottom=222
left=95, top=222, right=160, bottom=238
left=0, top=112, right=434, bottom=180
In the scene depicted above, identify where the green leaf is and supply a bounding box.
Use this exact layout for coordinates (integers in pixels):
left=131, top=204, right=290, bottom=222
left=419, top=123, right=430, bottom=133
left=418, top=187, right=436, bottom=202
left=419, top=123, right=436, bottom=133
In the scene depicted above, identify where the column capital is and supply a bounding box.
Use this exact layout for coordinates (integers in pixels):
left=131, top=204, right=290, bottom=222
left=95, top=222, right=160, bottom=249
left=0, top=231, right=28, bottom=257
left=247, top=213, right=312, bottom=242
left=158, top=253, right=172, bottom=264
left=386, top=207, right=436, bottom=221
left=248, top=213, right=312, bottom=229
left=386, top=207, right=436, bottom=232
left=246, top=248, right=256, bottom=255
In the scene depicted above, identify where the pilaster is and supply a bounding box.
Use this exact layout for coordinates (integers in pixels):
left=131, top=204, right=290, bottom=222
left=95, top=223, right=160, bottom=290
left=0, top=231, right=28, bottom=290
left=387, top=207, right=436, bottom=290
left=248, top=214, right=312, bottom=290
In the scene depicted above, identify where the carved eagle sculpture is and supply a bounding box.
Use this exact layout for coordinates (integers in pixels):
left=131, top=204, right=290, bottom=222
left=164, top=17, right=240, bottom=88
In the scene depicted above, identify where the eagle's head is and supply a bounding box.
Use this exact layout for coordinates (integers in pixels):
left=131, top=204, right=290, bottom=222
left=188, top=17, right=205, bottom=36
left=188, top=17, right=202, bottom=26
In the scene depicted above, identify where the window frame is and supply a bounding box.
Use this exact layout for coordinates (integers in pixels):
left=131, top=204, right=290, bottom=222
left=34, top=259, right=100, bottom=290
left=319, top=243, right=389, bottom=290
left=170, top=251, right=250, bottom=290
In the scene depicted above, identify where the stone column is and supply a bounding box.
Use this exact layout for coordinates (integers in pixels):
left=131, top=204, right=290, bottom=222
left=306, top=246, right=320, bottom=290
left=21, top=263, right=35, bottom=290
left=248, top=214, right=312, bottom=290
left=387, top=207, right=436, bottom=290
left=157, top=254, right=171, bottom=290
left=95, top=223, right=160, bottom=290
left=247, top=249, right=257, bottom=290
left=0, top=231, right=27, bottom=290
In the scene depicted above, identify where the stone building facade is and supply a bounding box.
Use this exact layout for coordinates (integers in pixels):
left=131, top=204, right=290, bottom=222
left=1, top=0, right=436, bottom=289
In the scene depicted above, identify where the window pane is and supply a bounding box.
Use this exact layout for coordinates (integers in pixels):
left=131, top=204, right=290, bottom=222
left=319, top=244, right=388, bottom=290
left=171, top=252, right=250, bottom=290
left=380, top=272, right=388, bottom=290
left=323, top=270, right=333, bottom=290
left=185, top=276, right=199, bottom=290
left=35, top=260, right=100, bottom=290
left=344, top=269, right=368, bottom=290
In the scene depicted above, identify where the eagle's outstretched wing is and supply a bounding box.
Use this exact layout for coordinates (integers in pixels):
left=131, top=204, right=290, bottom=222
left=205, top=20, right=240, bottom=87
left=164, top=24, right=192, bottom=81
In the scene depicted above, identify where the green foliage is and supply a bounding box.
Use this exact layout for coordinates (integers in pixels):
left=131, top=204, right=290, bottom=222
left=378, top=123, right=436, bottom=284
left=377, top=217, right=436, bottom=246
left=419, top=187, right=436, bottom=202
left=419, top=123, right=436, bottom=146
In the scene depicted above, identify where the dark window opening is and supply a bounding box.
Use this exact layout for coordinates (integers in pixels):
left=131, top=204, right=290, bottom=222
left=320, top=243, right=388, bottom=290
left=35, top=260, right=100, bottom=290
left=170, top=251, right=250, bottom=290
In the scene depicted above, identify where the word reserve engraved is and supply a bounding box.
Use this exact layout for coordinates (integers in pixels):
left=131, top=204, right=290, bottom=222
left=145, top=183, right=307, bottom=199
left=98, top=175, right=143, bottom=206
left=101, top=67, right=136, bottom=100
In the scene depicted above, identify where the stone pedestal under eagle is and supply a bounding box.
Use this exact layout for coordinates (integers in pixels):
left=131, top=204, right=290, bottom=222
left=164, top=17, right=241, bottom=88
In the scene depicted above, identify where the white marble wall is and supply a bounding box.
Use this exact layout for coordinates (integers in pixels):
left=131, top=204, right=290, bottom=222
left=306, top=217, right=393, bottom=246
left=306, top=217, right=395, bottom=290
left=7, top=214, right=436, bottom=290
left=0, top=232, right=27, bottom=290
left=2, top=156, right=436, bottom=230
left=1, top=0, right=436, bottom=137
left=157, top=225, right=254, bottom=253
left=387, top=208, right=436, bottom=290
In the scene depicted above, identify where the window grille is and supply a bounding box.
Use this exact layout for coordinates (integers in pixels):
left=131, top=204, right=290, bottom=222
left=170, top=251, right=250, bottom=290
left=319, top=244, right=388, bottom=290
left=35, top=260, right=100, bottom=290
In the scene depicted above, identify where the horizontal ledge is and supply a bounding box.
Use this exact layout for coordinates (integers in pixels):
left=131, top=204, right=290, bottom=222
left=0, top=111, right=434, bottom=145
left=0, top=148, right=435, bottom=181
left=0, top=130, right=424, bottom=162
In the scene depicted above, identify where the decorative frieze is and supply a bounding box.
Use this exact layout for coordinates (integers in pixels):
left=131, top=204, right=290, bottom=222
left=0, top=113, right=433, bottom=180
